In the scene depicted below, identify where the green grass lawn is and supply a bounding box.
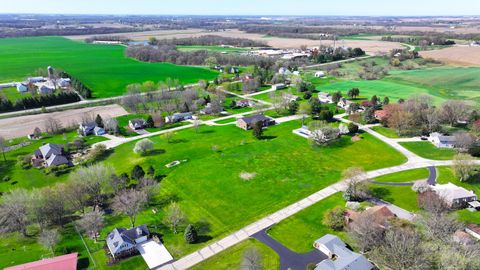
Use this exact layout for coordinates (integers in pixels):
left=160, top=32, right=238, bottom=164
left=177, top=45, right=251, bottom=53
left=214, top=117, right=237, bottom=124
left=99, top=120, right=405, bottom=258
left=399, top=141, right=457, bottom=160
left=369, top=185, right=419, bottom=212
left=0, top=131, right=106, bottom=193
left=371, top=126, right=404, bottom=138
left=268, top=193, right=347, bottom=253
left=0, top=37, right=218, bottom=99
left=190, top=239, right=279, bottom=270
left=373, top=168, right=429, bottom=183
left=0, top=87, right=32, bottom=102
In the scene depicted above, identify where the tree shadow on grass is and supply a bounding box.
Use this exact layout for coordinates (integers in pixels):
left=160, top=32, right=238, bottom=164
left=169, top=139, right=188, bottom=144
left=200, top=130, right=215, bottom=134
left=0, top=160, right=15, bottom=181
left=144, top=149, right=166, bottom=156
left=261, top=135, right=277, bottom=140
left=370, top=187, right=392, bottom=201
left=77, top=258, right=90, bottom=269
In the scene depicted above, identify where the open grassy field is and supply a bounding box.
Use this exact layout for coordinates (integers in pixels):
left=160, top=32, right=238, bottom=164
left=399, top=141, right=457, bottom=160
left=0, top=36, right=218, bottom=98
left=190, top=239, right=279, bottom=270
left=98, top=120, right=405, bottom=258
left=268, top=193, right=347, bottom=253
left=0, top=87, right=32, bottom=102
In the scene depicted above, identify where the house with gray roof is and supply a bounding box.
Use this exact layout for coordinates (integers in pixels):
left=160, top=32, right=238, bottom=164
left=432, top=183, right=477, bottom=208
left=166, top=112, right=193, bottom=123
left=107, top=225, right=150, bottom=258
left=236, top=115, right=275, bottom=130
left=32, top=143, right=70, bottom=167
left=79, top=122, right=105, bottom=136
left=429, top=132, right=456, bottom=148
left=318, top=92, right=333, bottom=104
left=129, top=119, right=147, bottom=130
left=313, top=234, right=374, bottom=270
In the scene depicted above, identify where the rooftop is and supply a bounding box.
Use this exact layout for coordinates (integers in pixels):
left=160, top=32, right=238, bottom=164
left=4, top=253, right=77, bottom=270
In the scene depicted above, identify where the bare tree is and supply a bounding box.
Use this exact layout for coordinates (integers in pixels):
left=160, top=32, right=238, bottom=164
left=103, top=117, right=119, bottom=135
left=418, top=212, right=462, bottom=242
left=454, top=132, right=476, bottom=151
left=62, top=180, right=89, bottom=214
left=44, top=117, right=63, bottom=135
left=77, top=209, right=104, bottom=242
left=138, top=177, right=160, bottom=204
left=441, top=100, right=469, bottom=126
left=347, top=211, right=385, bottom=252
left=417, top=191, right=448, bottom=214
left=0, top=189, right=30, bottom=236
left=452, top=153, right=477, bottom=182
left=69, top=164, right=114, bottom=210
left=193, top=119, right=201, bottom=133
left=134, top=139, right=154, bottom=155
left=31, top=187, right=67, bottom=228
left=33, top=127, right=42, bottom=138
left=164, top=202, right=186, bottom=234
left=342, top=167, right=370, bottom=201
left=112, top=189, right=147, bottom=228
left=39, top=229, right=60, bottom=256
left=240, top=247, right=263, bottom=270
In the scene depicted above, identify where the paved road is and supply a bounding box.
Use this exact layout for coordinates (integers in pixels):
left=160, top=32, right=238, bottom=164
left=252, top=229, right=326, bottom=270
left=427, top=166, right=437, bottom=185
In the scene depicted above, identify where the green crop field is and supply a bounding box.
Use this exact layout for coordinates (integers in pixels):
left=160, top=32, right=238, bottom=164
left=0, top=37, right=218, bottom=98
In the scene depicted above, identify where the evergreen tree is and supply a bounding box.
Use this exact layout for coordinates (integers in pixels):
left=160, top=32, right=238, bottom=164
left=184, top=224, right=198, bottom=244
left=252, top=121, right=264, bottom=140
left=288, top=101, right=299, bottom=115
left=131, top=165, right=145, bottom=180
left=146, top=115, right=155, bottom=128
left=95, top=114, right=104, bottom=128
left=147, top=165, right=155, bottom=176
left=383, top=96, right=390, bottom=105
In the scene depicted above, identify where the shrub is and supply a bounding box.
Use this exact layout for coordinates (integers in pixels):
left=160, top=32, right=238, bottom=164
left=348, top=123, right=359, bottom=134
left=323, top=206, right=346, bottom=230
left=3, top=176, right=10, bottom=182
left=184, top=224, right=198, bottom=244
left=133, top=139, right=154, bottom=155
left=131, top=165, right=145, bottom=180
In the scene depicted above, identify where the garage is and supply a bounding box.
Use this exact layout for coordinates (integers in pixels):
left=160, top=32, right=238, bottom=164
left=136, top=240, right=174, bottom=269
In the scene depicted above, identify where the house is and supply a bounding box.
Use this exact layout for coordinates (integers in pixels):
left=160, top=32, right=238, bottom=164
left=314, top=71, right=326, bottom=78
left=230, top=67, right=239, bottom=74
left=242, top=74, right=254, bottom=82
left=32, top=143, right=70, bottom=167
left=278, top=67, right=291, bottom=75
left=432, top=183, right=477, bottom=208
left=337, top=98, right=354, bottom=110
left=313, top=234, right=374, bottom=270
left=236, top=115, right=275, bottom=130
left=4, top=253, right=78, bottom=270
left=345, top=205, right=396, bottom=229
left=282, top=92, right=300, bottom=102
left=166, top=112, right=193, bottom=123
left=27, top=76, right=45, bottom=83
left=79, top=122, right=105, bottom=136
left=38, top=85, right=54, bottom=95
left=465, top=224, right=480, bottom=240
left=16, top=83, right=28, bottom=92
left=58, top=78, right=71, bottom=88
left=318, top=92, right=333, bottom=104
left=237, top=99, right=255, bottom=108
left=107, top=225, right=150, bottom=258
left=272, top=83, right=286, bottom=90
left=429, top=132, right=456, bottom=148
left=374, top=110, right=388, bottom=121
left=129, top=119, right=147, bottom=130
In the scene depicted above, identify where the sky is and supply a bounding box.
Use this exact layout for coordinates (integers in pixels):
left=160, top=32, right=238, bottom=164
left=2, top=0, right=480, bottom=16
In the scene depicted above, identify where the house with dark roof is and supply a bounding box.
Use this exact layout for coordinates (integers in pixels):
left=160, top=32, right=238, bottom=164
left=236, top=115, right=275, bottom=130
left=79, top=122, right=106, bottom=136
left=106, top=225, right=150, bottom=258
left=129, top=119, right=147, bottom=130
left=32, top=143, right=70, bottom=167
left=237, top=99, right=255, bottom=108
left=166, top=112, right=193, bottom=123
left=313, top=234, right=374, bottom=270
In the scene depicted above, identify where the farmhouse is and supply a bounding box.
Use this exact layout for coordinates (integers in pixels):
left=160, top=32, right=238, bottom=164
left=32, top=143, right=70, bottom=167
left=166, top=112, right=193, bottom=123
left=315, top=71, right=326, bottom=78
left=282, top=92, right=300, bottom=102
left=107, top=225, right=150, bottom=258
left=313, top=234, right=374, bottom=270
left=16, top=83, right=28, bottom=93
left=4, top=253, right=78, bottom=270
left=318, top=92, right=333, bottom=104
left=432, top=183, right=477, bottom=208
left=79, top=122, right=106, bottom=136
left=129, top=119, right=147, bottom=130
left=429, top=132, right=456, bottom=148
left=236, top=114, right=275, bottom=130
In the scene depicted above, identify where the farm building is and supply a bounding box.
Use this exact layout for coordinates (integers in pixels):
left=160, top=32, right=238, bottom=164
left=4, top=253, right=78, bottom=270
left=236, top=115, right=275, bottom=130
left=16, top=83, right=28, bottom=92
left=272, top=83, right=286, bottom=90
left=282, top=92, right=300, bottom=102
left=27, top=76, right=45, bottom=83
left=166, top=112, right=193, bottom=123
left=79, top=122, right=106, bottom=136
left=313, top=234, right=373, bottom=270
left=38, top=85, right=54, bottom=95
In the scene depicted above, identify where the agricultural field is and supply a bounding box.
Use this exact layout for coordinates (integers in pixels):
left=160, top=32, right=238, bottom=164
left=0, top=36, right=218, bottom=98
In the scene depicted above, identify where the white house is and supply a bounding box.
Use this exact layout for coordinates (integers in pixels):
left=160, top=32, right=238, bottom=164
left=432, top=183, right=477, bottom=208
left=429, top=132, right=456, bottom=148
left=278, top=67, right=291, bottom=75
left=107, top=225, right=150, bottom=258
left=16, top=83, right=28, bottom=93
left=282, top=92, right=300, bottom=102
left=38, top=85, right=54, bottom=95
left=337, top=98, right=354, bottom=110
left=272, top=83, right=286, bottom=90
left=58, top=78, right=71, bottom=88
left=314, top=71, right=326, bottom=78
left=313, top=234, right=374, bottom=270
left=318, top=92, right=333, bottom=104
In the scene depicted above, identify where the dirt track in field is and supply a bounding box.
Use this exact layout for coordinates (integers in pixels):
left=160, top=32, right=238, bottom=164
left=420, top=46, right=480, bottom=66
left=0, top=104, right=128, bottom=139
left=67, top=28, right=403, bottom=54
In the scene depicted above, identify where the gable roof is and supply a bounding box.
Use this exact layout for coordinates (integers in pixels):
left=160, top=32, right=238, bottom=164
left=314, top=234, right=373, bottom=270
left=107, top=225, right=150, bottom=255
left=46, top=154, right=69, bottom=167
left=430, top=132, right=456, bottom=143
left=5, top=253, right=77, bottom=270
left=433, top=183, right=476, bottom=202
left=39, top=143, right=63, bottom=159
left=240, top=115, right=272, bottom=125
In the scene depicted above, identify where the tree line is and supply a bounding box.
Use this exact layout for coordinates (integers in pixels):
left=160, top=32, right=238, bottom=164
left=60, top=71, right=92, bottom=99
left=381, top=35, right=456, bottom=46
left=0, top=92, right=80, bottom=113
left=150, top=35, right=267, bottom=47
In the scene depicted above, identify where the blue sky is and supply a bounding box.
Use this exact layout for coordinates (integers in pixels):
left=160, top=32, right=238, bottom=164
left=2, top=0, right=480, bottom=16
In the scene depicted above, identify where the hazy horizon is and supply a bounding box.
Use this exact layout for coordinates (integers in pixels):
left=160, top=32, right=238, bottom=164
left=2, top=0, right=480, bottom=16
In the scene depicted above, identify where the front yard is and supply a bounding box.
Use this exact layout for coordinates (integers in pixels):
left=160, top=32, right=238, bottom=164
left=399, top=141, right=457, bottom=160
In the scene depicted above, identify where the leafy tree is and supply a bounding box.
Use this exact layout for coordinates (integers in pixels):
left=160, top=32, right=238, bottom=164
left=352, top=88, right=360, bottom=98
left=204, top=56, right=218, bottom=68
left=370, top=95, right=379, bottom=106
left=348, top=123, right=359, bottom=134
left=363, top=107, right=376, bottom=124
left=184, top=224, right=198, bottom=244
left=252, top=121, right=264, bottom=140
left=452, top=153, right=477, bottom=182
left=303, top=91, right=312, bottom=100
left=323, top=206, right=346, bottom=230
left=332, top=91, right=342, bottom=103
left=288, top=100, right=299, bottom=115
left=146, top=115, right=155, bottom=128
left=131, top=165, right=145, bottom=180
left=383, top=96, right=390, bottom=105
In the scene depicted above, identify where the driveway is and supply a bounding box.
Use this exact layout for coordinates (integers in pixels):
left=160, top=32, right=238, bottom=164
left=137, top=240, right=173, bottom=269
left=252, top=229, right=326, bottom=270
left=134, top=129, right=150, bottom=135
